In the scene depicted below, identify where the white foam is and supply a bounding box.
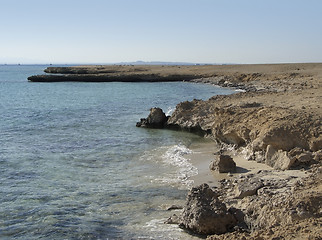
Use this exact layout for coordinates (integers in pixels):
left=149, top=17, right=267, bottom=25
left=165, top=106, right=175, bottom=116
left=235, top=88, right=246, bottom=92
left=158, top=144, right=197, bottom=189
left=138, top=144, right=198, bottom=189
left=129, top=218, right=199, bottom=240
left=162, top=144, right=192, bottom=165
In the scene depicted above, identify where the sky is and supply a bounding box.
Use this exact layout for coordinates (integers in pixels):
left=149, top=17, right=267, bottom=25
left=0, top=0, right=322, bottom=64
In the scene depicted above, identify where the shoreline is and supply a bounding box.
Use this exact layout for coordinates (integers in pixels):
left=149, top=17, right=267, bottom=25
left=133, top=63, right=321, bottom=239
left=28, top=63, right=321, bottom=238
left=187, top=141, right=274, bottom=188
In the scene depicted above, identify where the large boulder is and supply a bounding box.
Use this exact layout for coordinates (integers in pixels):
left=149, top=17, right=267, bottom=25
left=180, top=183, right=236, bottom=235
left=209, top=155, right=236, bottom=173
left=136, top=107, right=168, bottom=128
left=265, top=145, right=295, bottom=170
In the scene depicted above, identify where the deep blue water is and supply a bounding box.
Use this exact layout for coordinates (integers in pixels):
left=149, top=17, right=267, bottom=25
left=0, top=65, right=235, bottom=239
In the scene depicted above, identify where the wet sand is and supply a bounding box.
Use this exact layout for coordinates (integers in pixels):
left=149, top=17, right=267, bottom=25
left=187, top=141, right=274, bottom=187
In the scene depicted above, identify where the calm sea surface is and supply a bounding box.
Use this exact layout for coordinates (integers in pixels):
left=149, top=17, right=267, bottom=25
left=0, top=65, right=235, bottom=239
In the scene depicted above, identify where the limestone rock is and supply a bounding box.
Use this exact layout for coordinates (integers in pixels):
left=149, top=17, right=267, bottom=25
left=313, top=150, right=322, bottom=162
left=265, top=145, right=295, bottom=170
left=136, top=107, right=168, bottom=128
left=210, top=155, right=236, bottom=173
left=234, top=178, right=264, bottom=199
left=297, top=152, right=313, bottom=164
left=309, top=136, right=322, bottom=152
left=221, top=130, right=246, bottom=146
left=180, top=183, right=236, bottom=235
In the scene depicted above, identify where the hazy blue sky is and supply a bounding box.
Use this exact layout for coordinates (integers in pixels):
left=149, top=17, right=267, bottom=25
left=1, top=0, right=321, bottom=64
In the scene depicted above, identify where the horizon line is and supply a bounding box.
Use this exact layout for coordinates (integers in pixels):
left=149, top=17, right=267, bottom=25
left=1, top=61, right=322, bottom=66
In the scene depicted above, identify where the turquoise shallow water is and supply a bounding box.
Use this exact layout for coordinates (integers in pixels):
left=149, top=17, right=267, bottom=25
left=0, top=65, right=235, bottom=239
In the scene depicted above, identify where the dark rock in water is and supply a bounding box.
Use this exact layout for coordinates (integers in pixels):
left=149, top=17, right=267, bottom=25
left=179, top=183, right=236, bottom=235
left=167, top=205, right=183, bottom=211
left=136, top=107, right=168, bottom=128
left=209, top=154, right=236, bottom=173
left=165, top=214, right=181, bottom=224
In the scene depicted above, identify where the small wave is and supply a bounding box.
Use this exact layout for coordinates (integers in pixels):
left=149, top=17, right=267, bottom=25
left=165, top=106, right=175, bottom=116
left=139, top=144, right=198, bottom=189
left=141, top=219, right=188, bottom=239
left=158, top=145, right=197, bottom=189
left=126, top=217, right=197, bottom=240
left=235, top=89, right=246, bottom=92
left=162, top=144, right=192, bottom=167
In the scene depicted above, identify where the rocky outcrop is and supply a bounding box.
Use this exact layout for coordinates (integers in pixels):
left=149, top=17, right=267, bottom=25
left=27, top=73, right=199, bottom=82
left=209, top=155, right=236, bottom=173
left=28, top=65, right=207, bottom=82
left=137, top=96, right=320, bottom=169
left=169, top=166, right=321, bottom=239
left=133, top=63, right=321, bottom=239
left=207, top=166, right=322, bottom=240
left=166, top=94, right=321, bottom=169
left=179, top=183, right=236, bottom=235
left=136, top=108, right=168, bottom=128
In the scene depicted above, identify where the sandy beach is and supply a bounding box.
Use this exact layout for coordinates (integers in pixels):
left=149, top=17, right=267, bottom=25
left=187, top=141, right=274, bottom=187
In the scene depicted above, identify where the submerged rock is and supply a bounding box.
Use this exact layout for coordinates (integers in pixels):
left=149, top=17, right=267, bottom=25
left=165, top=214, right=180, bottom=224
left=136, top=107, right=168, bottom=128
left=180, top=183, right=236, bottom=235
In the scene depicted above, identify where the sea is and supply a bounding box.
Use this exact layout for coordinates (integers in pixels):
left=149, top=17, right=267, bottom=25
left=0, top=65, right=236, bottom=240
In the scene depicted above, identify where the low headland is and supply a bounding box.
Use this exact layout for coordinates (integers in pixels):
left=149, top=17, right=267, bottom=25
left=29, top=63, right=322, bottom=239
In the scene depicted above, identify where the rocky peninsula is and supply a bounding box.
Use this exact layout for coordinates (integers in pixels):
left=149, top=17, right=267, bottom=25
left=30, top=63, right=321, bottom=239
left=28, top=65, right=208, bottom=82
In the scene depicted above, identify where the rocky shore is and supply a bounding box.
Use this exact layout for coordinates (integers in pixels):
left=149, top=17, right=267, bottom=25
left=28, top=65, right=207, bottom=82
left=28, top=63, right=322, bottom=87
left=136, top=63, right=322, bottom=239
left=29, top=63, right=321, bottom=238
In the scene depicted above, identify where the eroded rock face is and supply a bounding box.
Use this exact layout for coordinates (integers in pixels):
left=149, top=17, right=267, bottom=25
left=136, top=107, right=168, bottom=128
left=264, top=145, right=317, bottom=170
left=166, top=95, right=321, bottom=169
left=210, top=155, right=236, bottom=173
left=180, top=183, right=236, bottom=235
left=207, top=166, right=322, bottom=240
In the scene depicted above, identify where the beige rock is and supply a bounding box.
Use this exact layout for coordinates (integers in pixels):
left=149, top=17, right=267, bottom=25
left=310, top=136, right=322, bottom=152
left=265, top=145, right=295, bottom=170
left=180, top=183, right=236, bottom=235
left=210, top=155, right=237, bottom=173
left=234, top=178, right=264, bottom=199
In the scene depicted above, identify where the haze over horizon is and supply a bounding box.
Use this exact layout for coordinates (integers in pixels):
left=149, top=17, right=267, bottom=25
left=1, top=0, right=322, bottom=64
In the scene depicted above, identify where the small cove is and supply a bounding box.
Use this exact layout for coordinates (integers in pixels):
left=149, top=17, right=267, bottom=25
left=0, top=65, right=236, bottom=239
